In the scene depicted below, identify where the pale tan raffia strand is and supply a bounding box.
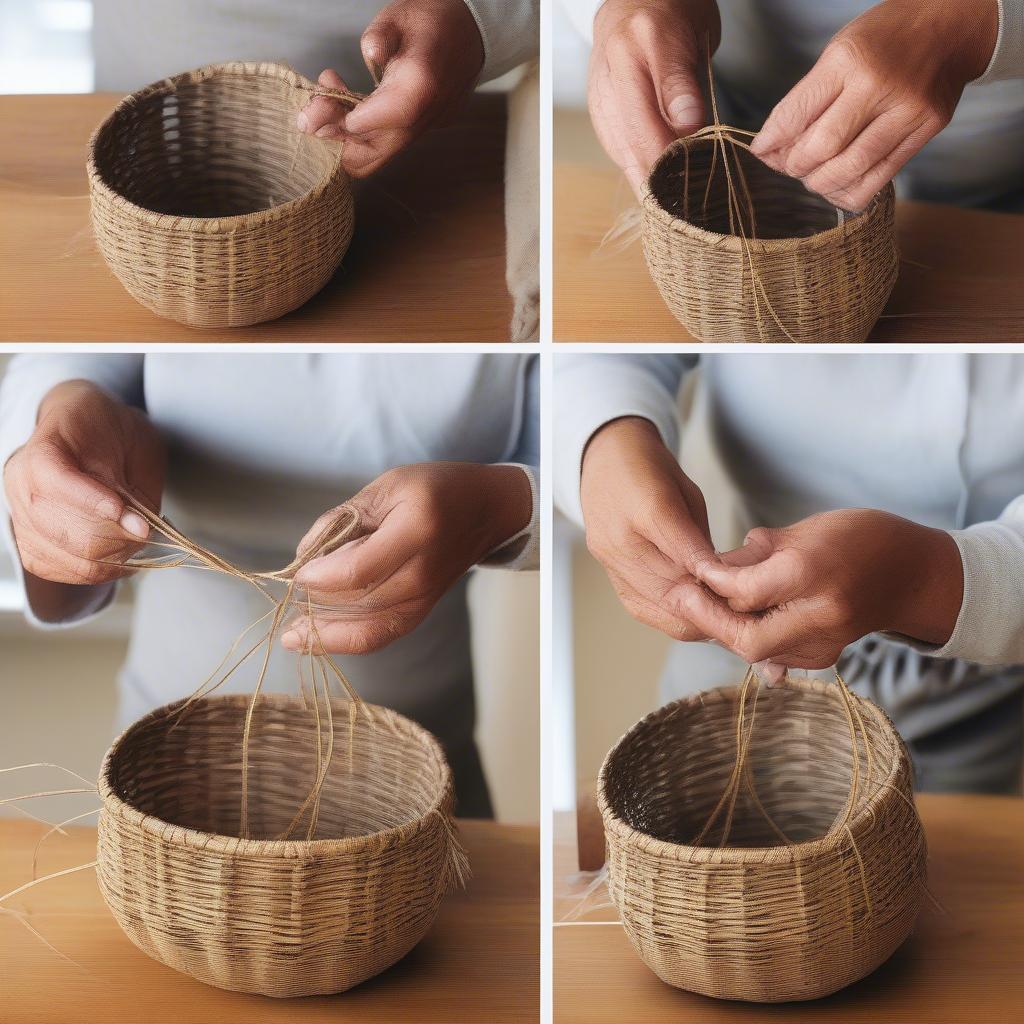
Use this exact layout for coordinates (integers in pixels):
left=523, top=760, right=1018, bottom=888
left=87, top=61, right=356, bottom=329
left=4, top=500, right=469, bottom=998
left=598, top=674, right=926, bottom=1002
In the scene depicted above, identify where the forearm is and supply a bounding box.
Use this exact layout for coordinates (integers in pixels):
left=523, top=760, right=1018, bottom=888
left=464, top=0, right=539, bottom=79
left=553, top=354, right=696, bottom=527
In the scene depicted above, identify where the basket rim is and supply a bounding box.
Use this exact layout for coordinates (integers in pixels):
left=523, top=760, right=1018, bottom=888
left=641, top=135, right=894, bottom=254
left=97, top=691, right=454, bottom=860
left=597, top=674, right=910, bottom=865
left=86, top=60, right=349, bottom=234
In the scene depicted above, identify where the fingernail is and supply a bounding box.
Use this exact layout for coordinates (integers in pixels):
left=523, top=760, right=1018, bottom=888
left=296, top=110, right=309, bottom=132
left=281, top=630, right=300, bottom=650
left=667, top=95, right=702, bottom=129
left=120, top=511, right=149, bottom=540
left=315, top=124, right=342, bottom=139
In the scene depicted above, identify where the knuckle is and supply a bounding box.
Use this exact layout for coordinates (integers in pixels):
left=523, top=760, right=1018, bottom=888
left=623, top=9, right=658, bottom=41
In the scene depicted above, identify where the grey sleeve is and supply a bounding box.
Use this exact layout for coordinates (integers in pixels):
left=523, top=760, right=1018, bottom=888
left=0, top=354, right=146, bottom=628
left=464, top=1, right=539, bottom=81
left=553, top=354, right=698, bottom=527
left=973, top=0, right=1024, bottom=84
left=483, top=355, right=539, bottom=571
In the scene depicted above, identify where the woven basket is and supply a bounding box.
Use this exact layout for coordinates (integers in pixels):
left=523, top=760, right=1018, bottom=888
left=96, top=693, right=463, bottom=997
left=598, top=676, right=926, bottom=1002
left=87, top=62, right=354, bottom=329
left=641, top=137, right=899, bottom=343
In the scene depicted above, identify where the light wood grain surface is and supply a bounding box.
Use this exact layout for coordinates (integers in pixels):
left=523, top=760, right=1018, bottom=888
left=554, top=797, right=1024, bottom=1022
left=554, top=121, right=1024, bottom=343
left=0, top=819, right=537, bottom=1022
left=0, top=93, right=511, bottom=342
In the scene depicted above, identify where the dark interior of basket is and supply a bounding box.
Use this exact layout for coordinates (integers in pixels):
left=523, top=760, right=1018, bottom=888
left=92, top=73, right=337, bottom=218
left=603, top=684, right=898, bottom=848
left=650, top=138, right=851, bottom=239
left=105, top=696, right=446, bottom=841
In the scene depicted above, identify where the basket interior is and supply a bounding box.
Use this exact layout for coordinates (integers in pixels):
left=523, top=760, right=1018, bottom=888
left=603, top=683, right=898, bottom=848
left=92, top=71, right=338, bottom=218
left=650, top=138, right=849, bottom=239
left=104, top=696, right=448, bottom=842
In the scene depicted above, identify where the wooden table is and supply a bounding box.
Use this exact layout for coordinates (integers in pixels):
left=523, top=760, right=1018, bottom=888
left=0, top=93, right=511, bottom=342
left=0, top=819, right=537, bottom=1022
left=554, top=159, right=1024, bottom=343
left=554, top=798, right=1024, bottom=1022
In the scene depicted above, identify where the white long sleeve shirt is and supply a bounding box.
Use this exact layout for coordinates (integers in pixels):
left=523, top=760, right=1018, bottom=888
left=560, top=0, right=1024, bottom=208
left=0, top=354, right=538, bottom=812
left=554, top=354, right=1024, bottom=788
left=92, top=2, right=538, bottom=91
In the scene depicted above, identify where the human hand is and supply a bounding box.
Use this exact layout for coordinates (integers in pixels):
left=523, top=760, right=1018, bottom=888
left=673, top=508, right=963, bottom=669
left=297, top=0, right=484, bottom=177
left=3, top=380, right=165, bottom=586
left=282, top=462, right=531, bottom=654
left=589, top=0, right=721, bottom=197
left=580, top=416, right=717, bottom=641
left=750, top=0, right=998, bottom=211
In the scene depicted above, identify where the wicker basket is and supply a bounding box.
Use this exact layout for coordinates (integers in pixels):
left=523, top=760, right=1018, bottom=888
left=96, top=693, right=463, bottom=997
left=598, top=676, right=926, bottom=1002
left=87, top=62, right=354, bottom=329
left=641, top=137, right=899, bottom=343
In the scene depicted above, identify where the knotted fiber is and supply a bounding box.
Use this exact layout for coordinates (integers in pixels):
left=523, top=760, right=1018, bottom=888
left=641, top=131, right=899, bottom=342
left=598, top=674, right=926, bottom=1002
left=87, top=61, right=356, bottom=329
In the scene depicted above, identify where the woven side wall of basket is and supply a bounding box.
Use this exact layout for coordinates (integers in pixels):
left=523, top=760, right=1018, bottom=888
left=598, top=676, right=926, bottom=1003
left=641, top=138, right=899, bottom=343
left=96, top=693, right=463, bottom=998
left=87, top=62, right=354, bottom=329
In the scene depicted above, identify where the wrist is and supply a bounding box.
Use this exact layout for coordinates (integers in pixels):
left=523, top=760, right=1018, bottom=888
left=887, top=522, right=964, bottom=646
left=933, top=0, right=999, bottom=83
left=582, top=415, right=664, bottom=476
left=479, top=464, right=533, bottom=551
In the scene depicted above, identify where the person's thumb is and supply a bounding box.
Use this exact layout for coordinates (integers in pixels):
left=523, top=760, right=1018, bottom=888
left=651, top=22, right=711, bottom=137
left=660, top=67, right=705, bottom=136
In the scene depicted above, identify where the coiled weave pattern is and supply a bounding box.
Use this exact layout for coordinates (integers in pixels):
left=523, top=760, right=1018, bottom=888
left=96, top=693, right=464, bottom=998
left=87, top=62, right=355, bottom=329
left=598, top=676, right=926, bottom=1002
left=641, top=137, right=899, bottom=343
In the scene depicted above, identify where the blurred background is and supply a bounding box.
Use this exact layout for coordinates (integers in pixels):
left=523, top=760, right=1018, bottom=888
left=0, top=0, right=93, bottom=93
left=0, top=354, right=540, bottom=826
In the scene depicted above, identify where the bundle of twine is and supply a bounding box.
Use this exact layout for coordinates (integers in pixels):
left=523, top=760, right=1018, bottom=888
left=640, top=55, right=899, bottom=343
left=88, top=61, right=358, bottom=329
left=1, top=495, right=469, bottom=998
left=598, top=670, right=927, bottom=1002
